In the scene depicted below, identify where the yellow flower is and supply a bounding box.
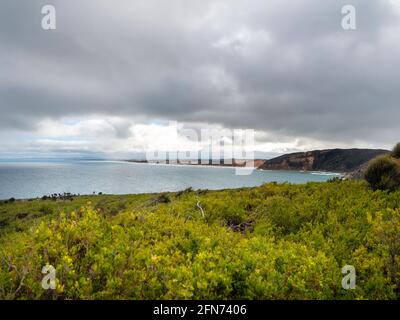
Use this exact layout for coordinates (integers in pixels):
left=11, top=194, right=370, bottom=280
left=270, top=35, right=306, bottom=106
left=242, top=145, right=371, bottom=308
left=56, top=283, right=65, bottom=293
left=63, top=255, right=73, bottom=265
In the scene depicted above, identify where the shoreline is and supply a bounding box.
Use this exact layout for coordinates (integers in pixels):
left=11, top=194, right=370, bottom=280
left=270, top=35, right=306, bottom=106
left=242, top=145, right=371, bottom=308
left=124, top=159, right=344, bottom=175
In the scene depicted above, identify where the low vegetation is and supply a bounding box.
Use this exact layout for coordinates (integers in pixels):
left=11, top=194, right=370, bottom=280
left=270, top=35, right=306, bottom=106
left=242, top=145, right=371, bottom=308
left=392, top=143, right=400, bottom=159
left=1, top=180, right=400, bottom=300
left=365, top=143, right=400, bottom=191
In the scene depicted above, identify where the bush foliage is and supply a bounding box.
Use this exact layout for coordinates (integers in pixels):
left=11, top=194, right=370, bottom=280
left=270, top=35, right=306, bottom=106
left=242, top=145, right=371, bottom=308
left=1, top=181, right=400, bottom=299
left=392, top=143, right=400, bottom=159
left=365, top=143, right=400, bottom=191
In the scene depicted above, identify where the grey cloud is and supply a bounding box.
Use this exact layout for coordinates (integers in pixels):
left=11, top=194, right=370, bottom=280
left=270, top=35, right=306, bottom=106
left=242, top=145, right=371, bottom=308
left=0, top=0, right=400, bottom=151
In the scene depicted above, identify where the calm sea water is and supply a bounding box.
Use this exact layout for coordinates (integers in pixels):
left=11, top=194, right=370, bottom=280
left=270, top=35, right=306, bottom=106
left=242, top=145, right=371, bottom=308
left=0, top=160, right=340, bottom=200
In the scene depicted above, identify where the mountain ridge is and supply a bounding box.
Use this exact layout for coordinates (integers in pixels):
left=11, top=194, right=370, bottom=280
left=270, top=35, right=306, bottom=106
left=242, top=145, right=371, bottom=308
left=258, top=148, right=389, bottom=173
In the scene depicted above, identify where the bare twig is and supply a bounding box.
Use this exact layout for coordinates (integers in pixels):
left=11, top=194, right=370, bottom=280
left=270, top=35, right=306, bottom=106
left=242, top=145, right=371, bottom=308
left=196, top=198, right=205, bottom=219
left=184, top=215, right=194, bottom=223
left=0, top=251, right=27, bottom=299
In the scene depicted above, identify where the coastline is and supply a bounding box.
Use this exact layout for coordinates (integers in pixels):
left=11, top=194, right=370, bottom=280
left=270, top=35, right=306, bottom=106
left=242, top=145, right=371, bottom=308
left=124, top=159, right=344, bottom=176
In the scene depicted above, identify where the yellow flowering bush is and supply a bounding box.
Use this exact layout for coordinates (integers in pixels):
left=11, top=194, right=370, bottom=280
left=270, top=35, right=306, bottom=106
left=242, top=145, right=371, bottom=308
left=1, top=180, right=400, bottom=299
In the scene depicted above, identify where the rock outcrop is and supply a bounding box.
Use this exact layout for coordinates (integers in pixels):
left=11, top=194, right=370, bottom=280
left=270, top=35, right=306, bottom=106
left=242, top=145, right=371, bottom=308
left=259, top=149, right=389, bottom=173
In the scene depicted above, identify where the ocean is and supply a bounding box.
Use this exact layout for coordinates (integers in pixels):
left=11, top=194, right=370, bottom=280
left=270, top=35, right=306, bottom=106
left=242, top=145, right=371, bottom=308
left=0, top=160, right=341, bottom=200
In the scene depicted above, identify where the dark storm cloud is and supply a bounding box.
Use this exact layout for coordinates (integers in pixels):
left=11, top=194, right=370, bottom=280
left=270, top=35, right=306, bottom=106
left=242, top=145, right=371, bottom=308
left=1, top=0, right=400, bottom=148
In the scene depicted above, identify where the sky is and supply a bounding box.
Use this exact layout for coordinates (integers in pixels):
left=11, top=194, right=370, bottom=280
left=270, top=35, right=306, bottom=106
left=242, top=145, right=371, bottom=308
left=1, top=0, right=400, bottom=159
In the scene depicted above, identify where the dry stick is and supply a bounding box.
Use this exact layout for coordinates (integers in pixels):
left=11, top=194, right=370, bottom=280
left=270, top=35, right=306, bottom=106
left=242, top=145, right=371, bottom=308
left=196, top=198, right=205, bottom=219
left=13, top=272, right=26, bottom=297
left=184, top=215, right=194, bottom=223
left=0, top=252, right=27, bottom=298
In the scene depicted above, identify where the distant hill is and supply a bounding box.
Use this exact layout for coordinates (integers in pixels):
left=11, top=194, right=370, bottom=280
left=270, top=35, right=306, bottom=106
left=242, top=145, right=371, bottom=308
left=258, top=148, right=389, bottom=173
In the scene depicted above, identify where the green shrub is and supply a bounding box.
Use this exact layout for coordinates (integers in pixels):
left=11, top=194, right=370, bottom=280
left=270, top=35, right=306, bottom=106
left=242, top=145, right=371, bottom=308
left=327, top=176, right=342, bottom=183
left=152, top=193, right=171, bottom=204
left=1, top=181, right=400, bottom=299
left=392, top=143, right=400, bottom=159
left=364, top=156, right=400, bottom=191
left=369, top=208, right=400, bottom=292
left=39, top=204, right=53, bottom=215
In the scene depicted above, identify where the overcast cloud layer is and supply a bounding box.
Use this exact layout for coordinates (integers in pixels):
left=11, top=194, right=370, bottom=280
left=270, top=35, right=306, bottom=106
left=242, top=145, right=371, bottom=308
left=1, top=0, right=400, bottom=157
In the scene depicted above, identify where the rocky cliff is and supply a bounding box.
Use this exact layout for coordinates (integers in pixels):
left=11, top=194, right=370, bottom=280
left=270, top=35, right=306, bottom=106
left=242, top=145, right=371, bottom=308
left=259, top=148, right=389, bottom=173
